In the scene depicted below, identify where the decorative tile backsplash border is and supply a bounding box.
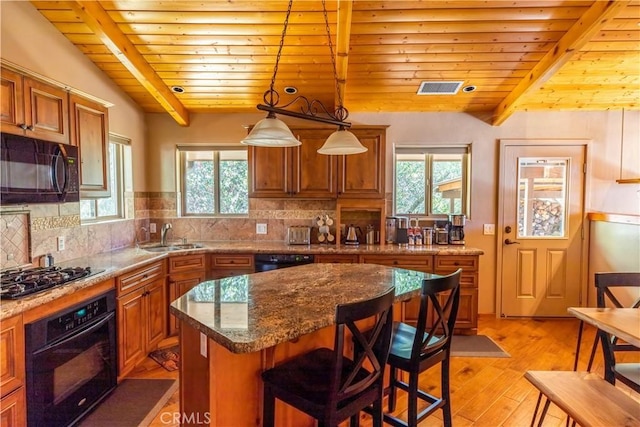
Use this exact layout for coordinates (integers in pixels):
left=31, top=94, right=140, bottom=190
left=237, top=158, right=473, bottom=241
left=31, top=214, right=80, bottom=231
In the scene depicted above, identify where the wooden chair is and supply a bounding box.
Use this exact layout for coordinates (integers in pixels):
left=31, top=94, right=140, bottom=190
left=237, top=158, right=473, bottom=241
left=260, top=287, right=395, bottom=427
left=573, top=272, right=640, bottom=391
left=383, top=269, right=462, bottom=427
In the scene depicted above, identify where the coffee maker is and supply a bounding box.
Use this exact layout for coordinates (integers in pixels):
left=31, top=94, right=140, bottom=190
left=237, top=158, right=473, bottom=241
left=448, top=214, right=465, bottom=245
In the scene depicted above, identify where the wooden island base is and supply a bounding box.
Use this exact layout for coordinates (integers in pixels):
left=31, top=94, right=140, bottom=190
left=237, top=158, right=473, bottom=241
left=180, top=320, right=339, bottom=427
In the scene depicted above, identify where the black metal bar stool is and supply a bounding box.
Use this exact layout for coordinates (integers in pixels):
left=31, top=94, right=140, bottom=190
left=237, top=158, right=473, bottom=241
left=261, top=287, right=395, bottom=427
left=383, top=269, right=462, bottom=427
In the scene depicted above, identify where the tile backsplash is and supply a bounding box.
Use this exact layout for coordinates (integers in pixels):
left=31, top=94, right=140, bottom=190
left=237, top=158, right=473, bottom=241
left=0, top=191, right=391, bottom=269
left=0, top=211, right=31, bottom=268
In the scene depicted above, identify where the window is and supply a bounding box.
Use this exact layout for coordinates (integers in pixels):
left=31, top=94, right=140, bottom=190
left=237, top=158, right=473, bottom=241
left=394, top=146, right=470, bottom=217
left=178, top=147, right=248, bottom=216
left=80, top=134, right=129, bottom=221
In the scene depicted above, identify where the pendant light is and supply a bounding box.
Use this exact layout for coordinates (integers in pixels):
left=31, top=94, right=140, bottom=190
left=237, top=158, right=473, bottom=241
left=241, top=0, right=366, bottom=155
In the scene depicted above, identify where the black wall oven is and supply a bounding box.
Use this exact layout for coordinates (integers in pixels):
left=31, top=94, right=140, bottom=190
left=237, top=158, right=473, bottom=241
left=25, top=290, right=117, bottom=427
left=0, top=133, right=80, bottom=204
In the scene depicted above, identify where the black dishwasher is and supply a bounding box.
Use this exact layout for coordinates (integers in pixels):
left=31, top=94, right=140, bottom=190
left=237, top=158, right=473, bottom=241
left=254, top=254, right=315, bottom=272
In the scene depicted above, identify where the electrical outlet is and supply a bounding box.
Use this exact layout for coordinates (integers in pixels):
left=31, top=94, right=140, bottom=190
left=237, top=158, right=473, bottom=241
left=57, top=236, right=66, bottom=251
left=483, top=224, right=495, bottom=235
left=149, top=223, right=157, bottom=233
left=256, top=223, right=267, bottom=234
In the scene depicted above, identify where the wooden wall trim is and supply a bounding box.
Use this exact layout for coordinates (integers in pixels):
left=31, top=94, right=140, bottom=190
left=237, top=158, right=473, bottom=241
left=588, top=212, right=640, bottom=226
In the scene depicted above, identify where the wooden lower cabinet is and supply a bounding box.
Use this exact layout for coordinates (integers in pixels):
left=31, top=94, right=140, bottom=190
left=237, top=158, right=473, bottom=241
left=0, top=387, right=26, bottom=427
left=168, top=254, right=206, bottom=336
left=434, top=255, right=479, bottom=335
left=0, top=315, right=24, bottom=400
left=0, top=314, right=25, bottom=427
left=359, top=253, right=478, bottom=334
left=116, top=261, right=167, bottom=379
left=209, top=253, right=254, bottom=279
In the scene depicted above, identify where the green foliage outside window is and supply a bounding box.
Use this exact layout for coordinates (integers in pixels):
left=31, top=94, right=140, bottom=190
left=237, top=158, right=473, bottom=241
left=181, top=149, right=248, bottom=216
left=395, top=150, right=467, bottom=216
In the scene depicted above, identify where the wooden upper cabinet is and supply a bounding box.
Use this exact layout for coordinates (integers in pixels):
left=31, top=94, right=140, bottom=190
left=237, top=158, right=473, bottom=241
left=69, top=93, right=110, bottom=197
left=249, top=125, right=386, bottom=199
left=249, top=128, right=337, bottom=198
left=337, top=127, right=386, bottom=199
left=249, top=145, right=289, bottom=197
left=1, top=67, right=69, bottom=144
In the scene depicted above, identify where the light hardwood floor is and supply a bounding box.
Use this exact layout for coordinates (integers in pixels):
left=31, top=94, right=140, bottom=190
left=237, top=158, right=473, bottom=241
left=128, top=315, right=639, bottom=426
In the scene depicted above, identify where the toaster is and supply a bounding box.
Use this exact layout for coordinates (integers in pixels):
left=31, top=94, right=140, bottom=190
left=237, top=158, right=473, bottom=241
left=287, top=226, right=311, bottom=245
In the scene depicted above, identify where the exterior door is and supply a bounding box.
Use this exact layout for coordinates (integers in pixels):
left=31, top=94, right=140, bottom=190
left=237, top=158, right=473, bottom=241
left=499, top=142, right=587, bottom=317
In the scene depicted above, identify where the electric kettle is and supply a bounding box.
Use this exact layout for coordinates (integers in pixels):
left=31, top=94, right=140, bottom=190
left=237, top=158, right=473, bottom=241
left=345, top=224, right=361, bottom=245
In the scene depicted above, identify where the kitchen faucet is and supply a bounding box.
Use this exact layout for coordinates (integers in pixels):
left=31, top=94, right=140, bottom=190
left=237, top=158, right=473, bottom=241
left=160, top=223, right=172, bottom=246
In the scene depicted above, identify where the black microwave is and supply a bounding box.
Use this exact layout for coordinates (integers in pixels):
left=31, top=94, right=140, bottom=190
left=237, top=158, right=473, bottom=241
left=1, top=133, right=80, bottom=204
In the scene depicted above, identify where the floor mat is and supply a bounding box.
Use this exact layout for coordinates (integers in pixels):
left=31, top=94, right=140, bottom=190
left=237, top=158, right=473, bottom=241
left=78, top=378, right=177, bottom=427
left=450, top=335, right=510, bottom=358
left=149, top=345, right=180, bottom=372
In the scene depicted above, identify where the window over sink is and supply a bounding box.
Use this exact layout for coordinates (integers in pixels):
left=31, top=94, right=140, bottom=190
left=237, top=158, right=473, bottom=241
left=394, top=145, right=470, bottom=217
left=177, top=147, right=248, bottom=216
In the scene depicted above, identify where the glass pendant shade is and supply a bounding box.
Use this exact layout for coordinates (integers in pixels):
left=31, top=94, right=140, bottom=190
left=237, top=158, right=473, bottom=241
left=241, top=116, right=301, bottom=147
left=317, top=129, right=367, bottom=155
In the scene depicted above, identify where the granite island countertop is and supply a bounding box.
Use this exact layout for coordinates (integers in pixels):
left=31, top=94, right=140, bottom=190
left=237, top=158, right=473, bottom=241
left=170, top=263, right=436, bottom=354
left=1, top=241, right=481, bottom=320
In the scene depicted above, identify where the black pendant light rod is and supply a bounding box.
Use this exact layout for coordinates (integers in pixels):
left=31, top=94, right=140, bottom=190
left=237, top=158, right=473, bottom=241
left=257, top=103, right=352, bottom=128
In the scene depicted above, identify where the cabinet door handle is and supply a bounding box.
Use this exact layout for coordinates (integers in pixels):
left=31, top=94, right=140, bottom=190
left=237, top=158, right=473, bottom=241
left=18, top=123, right=27, bottom=130
left=27, top=125, right=34, bottom=131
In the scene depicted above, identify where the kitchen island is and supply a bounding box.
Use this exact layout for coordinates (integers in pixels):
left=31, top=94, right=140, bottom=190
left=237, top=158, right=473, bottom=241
left=170, top=263, right=433, bottom=427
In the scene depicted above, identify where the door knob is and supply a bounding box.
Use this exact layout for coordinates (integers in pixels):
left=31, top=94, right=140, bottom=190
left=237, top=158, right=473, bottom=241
left=504, top=239, right=520, bottom=245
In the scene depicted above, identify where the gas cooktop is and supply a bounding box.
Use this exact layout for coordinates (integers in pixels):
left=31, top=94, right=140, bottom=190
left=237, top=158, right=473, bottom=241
left=0, top=265, right=103, bottom=300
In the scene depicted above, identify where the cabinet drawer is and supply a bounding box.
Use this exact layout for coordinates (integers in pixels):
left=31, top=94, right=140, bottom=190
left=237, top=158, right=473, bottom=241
left=360, top=254, right=433, bottom=269
left=117, top=261, right=166, bottom=295
left=210, top=254, right=254, bottom=269
left=169, top=254, right=206, bottom=273
left=315, top=254, right=359, bottom=263
left=434, top=255, right=478, bottom=272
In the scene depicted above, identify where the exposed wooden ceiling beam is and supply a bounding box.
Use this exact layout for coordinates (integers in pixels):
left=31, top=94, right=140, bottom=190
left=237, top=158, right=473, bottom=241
left=335, top=0, right=353, bottom=113
left=66, top=1, right=190, bottom=126
left=491, top=0, right=631, bottom=126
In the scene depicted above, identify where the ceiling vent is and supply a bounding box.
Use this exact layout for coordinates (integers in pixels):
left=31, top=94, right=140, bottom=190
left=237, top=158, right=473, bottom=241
left=417, top=81, right=463, bottom=95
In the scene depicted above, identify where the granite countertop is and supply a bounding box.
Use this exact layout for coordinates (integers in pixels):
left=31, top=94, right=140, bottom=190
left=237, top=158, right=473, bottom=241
left=170, top=263, right=435, bottom=354
left=0, top=241, right=482, bottom=320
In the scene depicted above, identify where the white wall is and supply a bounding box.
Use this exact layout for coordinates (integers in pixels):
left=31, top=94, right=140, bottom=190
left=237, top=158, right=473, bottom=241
left=0, top=1, right=148, bottom=190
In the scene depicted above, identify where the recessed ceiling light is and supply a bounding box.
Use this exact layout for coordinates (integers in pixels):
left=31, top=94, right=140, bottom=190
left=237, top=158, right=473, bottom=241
left=462, top=85, right=477, bottom=93
left=171, top=85, right=185, bottom=93
left=284, top=86, right=298, bottom=94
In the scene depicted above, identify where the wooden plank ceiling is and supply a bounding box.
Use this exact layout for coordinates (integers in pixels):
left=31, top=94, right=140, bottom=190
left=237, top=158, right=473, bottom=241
left=31, top=1, right=640, bottom=126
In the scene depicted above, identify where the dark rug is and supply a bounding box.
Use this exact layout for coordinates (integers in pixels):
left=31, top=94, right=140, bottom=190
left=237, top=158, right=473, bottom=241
left=450, top=335, right=510, bottom=358
left=149, top=345, right=180, bottom=372
left=78, top=378, right=177, bottom=427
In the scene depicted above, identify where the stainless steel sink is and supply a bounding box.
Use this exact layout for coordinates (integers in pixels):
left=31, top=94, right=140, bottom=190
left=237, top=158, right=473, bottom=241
left=141, top=243, right=203, bottom=252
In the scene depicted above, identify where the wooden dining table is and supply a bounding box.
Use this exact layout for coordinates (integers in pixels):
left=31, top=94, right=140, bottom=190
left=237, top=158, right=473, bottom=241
left=568, top=307, right=640, bottom=348
left=568, top=307, right=640, bottom=385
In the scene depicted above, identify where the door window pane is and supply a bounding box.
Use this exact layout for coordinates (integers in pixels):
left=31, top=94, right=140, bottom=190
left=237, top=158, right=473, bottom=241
left=517, top=158, right=568, bottom=237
